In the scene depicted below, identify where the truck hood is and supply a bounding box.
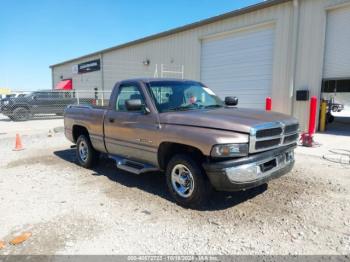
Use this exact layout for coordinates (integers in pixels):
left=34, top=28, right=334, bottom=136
left=159, top=107, right=298, bottom=133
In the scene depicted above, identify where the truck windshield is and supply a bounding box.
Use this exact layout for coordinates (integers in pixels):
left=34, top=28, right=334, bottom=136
left=148, top=81, right=224, bottom=113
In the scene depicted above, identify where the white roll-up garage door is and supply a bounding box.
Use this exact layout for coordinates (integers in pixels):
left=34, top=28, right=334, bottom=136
left=324, top=5, right=350, bottom=79
left=200, top=25, right=275, bottom=109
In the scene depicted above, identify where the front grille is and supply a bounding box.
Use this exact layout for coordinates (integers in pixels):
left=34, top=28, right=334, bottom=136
left=250, top=121, right=299, bottom=153
left=256, top=138, right=281, bottom=150
left=283, top=133, right=299, bottom=144
left=285, top=124, right=299, bottom=134
left=256, top=127, right=282, bottom=138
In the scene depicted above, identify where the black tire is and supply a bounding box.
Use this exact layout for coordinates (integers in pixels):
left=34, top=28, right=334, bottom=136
left=327, top=112, right=335, bottom=123
left=12, top=107, right=30, bottom=121
left=165, top=154, right=212, bottom=209
left=76, top=134, right=99, bottom=168
left=331, top=106, right=338, bottom=113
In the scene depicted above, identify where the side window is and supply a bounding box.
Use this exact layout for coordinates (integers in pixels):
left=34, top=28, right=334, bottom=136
left=36, top=92, right=48, bottom=99
left=115, top=84, right=144, bottom=112
left=50, top=92, right=60, bottom=99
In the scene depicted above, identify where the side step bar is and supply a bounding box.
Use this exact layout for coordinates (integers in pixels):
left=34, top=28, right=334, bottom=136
left=109, top=155, right=159, bottom=175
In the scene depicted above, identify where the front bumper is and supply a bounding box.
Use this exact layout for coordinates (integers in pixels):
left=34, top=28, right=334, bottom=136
left=203, top=144, right=296, bottom=191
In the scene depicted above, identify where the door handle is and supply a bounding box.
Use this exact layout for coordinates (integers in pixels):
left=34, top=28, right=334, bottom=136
left=109, top=118, right=115, bottom=123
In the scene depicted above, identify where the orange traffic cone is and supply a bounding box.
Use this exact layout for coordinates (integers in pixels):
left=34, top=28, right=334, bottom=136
left=13, top=133, right=24, bottom=151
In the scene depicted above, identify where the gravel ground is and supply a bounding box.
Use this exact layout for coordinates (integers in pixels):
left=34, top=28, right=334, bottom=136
left=0, top=125, right=349, bottom=255
left=0, top=114, right=63, bottom=138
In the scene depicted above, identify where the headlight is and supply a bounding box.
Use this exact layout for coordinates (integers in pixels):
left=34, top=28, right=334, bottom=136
left=211, top=143, right=248, bottom=158
left=3, top=101, right=9, bottom=105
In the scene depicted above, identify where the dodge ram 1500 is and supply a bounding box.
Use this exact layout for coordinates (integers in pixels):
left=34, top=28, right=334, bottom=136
left=64, top=78, right=299, bottom=208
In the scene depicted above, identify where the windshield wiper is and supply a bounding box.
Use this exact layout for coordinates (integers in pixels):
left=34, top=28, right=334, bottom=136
left=167, top=104, right=196, bottom=112
left=204, top=104, right=223, bottom=109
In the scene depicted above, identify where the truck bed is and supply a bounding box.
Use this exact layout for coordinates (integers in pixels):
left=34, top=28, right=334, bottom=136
left=64, top=104, right=107, bottom=152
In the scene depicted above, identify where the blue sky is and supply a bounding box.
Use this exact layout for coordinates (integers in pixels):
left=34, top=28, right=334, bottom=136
left=0, top=0, right=261, bottom=91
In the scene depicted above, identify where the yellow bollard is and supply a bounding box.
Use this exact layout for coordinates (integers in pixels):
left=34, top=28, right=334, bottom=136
left=320, top=100, right=327, bottom=132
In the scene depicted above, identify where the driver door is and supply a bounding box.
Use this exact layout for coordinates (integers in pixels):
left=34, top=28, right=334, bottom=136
left=104, top=82, right=158, bottom=164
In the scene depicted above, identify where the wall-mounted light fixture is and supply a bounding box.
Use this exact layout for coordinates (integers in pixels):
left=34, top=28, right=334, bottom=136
left=142, top=59, right=150, bottom=66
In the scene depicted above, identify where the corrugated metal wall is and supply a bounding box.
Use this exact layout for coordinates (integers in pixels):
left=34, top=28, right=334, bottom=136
left=53, top=2, right=294, bottom=111
left=293, top=0, right=350, bottom=130
left=52, top=0, right=350, bottom=130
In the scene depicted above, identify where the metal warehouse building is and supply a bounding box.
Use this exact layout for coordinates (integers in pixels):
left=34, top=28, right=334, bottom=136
left=50, top=0, right=350, bottom=130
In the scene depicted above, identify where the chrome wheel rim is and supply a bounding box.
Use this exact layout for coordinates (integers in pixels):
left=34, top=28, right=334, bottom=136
left=171, top=164, right=194, bottom=198
left=78, top=140, right=88, bottom=162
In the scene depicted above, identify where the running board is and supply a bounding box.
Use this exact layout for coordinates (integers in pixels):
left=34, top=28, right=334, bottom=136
left=109, top=155, right=159, bottom=175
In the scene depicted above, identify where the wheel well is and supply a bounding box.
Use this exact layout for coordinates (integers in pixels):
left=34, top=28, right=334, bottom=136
left=72, top=125, right=89, bottom=143
left=13, top=105, right=30, bottom=111
left=158, top=142, right=206, bottom=170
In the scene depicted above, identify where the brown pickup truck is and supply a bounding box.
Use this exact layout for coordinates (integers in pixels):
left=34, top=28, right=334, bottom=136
left=64, top=78, right=299, bottom=208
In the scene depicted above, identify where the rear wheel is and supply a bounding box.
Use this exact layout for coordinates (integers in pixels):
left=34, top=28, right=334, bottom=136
left=76, top=134, right=99, bottom=168
left=327, top=112, right=335, bottom=123
left=12, top=107, right=30, bottom=121
left=331, top=105, right=339, bottom=112
left=166, top=154, right=211, bottom=209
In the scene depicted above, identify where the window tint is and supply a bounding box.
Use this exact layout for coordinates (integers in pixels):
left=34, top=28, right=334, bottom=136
left=148, top=81, right=223, bottom=113
left=149, top=86, right=174, bottom=105
left=115, top=84, right=144, bottom=111
left=50, top=92, right=60, bottom=98
left=36, top=92, right=49, bottom=98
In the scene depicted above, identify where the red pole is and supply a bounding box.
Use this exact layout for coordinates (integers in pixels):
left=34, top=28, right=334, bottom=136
left=308, top=96, right=317, bottom=136
left=265, top=97, right=272, bottom=111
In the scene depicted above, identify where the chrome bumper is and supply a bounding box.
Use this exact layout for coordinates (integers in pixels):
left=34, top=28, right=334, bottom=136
left=225, top=150, right=294, bottom=183
left=203, top=144, right=295, bottom=191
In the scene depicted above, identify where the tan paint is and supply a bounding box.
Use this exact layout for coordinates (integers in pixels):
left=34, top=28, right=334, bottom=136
left=64, top=79, right=299, bottom=168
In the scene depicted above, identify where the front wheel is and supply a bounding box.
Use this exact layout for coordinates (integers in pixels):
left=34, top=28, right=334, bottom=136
left=166, top=154, right=211, bottom=209
left=76, top=134, right=99, bottom=168
left=12, top=107, right=31, bottom=121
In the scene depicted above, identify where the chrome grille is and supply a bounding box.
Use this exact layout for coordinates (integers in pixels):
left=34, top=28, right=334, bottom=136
left=256, top=127, right=282, bottom=138
left=283, top=133, right=299, bottom=144
left=285, top=123, right=299, bottom=134
left=256, top=138, right=281, bottom=150
left=249, top=121, right=299, bottom=153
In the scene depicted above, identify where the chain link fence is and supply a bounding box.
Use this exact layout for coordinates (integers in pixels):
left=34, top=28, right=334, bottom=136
left=0, top=90, right=112, bottom=121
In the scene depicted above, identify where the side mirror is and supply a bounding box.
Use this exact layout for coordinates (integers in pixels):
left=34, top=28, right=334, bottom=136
left=125, top=99, right=144, bottom=111
left=32, top=95, right=37, bottom=100
left=225, top=96, right=238, bottom=106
